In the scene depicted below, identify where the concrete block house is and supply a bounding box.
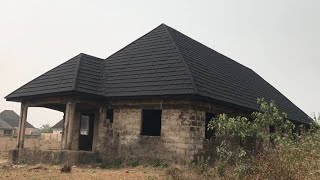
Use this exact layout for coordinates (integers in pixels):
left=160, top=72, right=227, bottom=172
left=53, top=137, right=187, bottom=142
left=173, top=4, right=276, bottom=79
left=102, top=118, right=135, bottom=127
left=5, top=24, right=310, bottom=164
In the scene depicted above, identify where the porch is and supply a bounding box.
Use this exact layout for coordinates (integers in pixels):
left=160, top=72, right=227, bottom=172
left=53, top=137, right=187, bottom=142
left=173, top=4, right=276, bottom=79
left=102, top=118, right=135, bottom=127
left=12, top=96, right=108, bottom=164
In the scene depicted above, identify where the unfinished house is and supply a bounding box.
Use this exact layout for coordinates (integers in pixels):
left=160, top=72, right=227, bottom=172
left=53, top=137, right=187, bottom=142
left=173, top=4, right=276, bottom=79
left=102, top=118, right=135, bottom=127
left=5, top=24, right=310, bottom=164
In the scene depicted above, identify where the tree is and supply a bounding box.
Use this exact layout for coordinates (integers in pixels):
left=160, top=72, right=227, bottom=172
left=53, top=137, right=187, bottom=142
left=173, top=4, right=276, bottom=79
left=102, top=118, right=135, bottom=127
left=40, top=124, right=53, bottom=133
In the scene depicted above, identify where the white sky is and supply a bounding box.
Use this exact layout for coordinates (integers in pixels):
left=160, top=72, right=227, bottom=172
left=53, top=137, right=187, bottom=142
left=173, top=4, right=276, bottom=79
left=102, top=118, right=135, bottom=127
left=0, top=0, right=319, bottom=128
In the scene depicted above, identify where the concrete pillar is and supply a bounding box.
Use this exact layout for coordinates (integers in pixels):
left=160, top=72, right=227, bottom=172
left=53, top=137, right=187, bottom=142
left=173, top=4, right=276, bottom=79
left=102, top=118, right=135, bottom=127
left=92, top=108, right=103, bottom=152
left=71, top=112, right=80, bottom=150
left=66, top=100, right=76, bottom=150
left=95, top=106, right=107, bottom=152
left=62, top=99, right=76, bottom=150
left=62, top=104, right=70, bottom=149
left=60, top=114, right=65, bottom=149
left=17, top=103, right=28, bottom=161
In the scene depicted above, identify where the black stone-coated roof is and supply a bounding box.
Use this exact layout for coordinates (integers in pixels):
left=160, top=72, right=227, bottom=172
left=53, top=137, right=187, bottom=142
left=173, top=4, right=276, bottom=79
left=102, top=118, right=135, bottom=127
left=5, top=53, right=103, bottom=98
left=5, top=24, right=310, bottom=124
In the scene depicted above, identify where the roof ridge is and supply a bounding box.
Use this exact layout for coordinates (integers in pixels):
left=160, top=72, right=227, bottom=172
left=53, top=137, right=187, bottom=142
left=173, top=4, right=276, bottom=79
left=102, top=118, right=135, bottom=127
left=72, top=53, right=83, bottom=91
left=105, top=24, right=164, bottom=61
left=162, top=24, right=198, bottom=94
left=76, top=53, right=105, bottom=96
left=79, top=53, right=104, bottom=60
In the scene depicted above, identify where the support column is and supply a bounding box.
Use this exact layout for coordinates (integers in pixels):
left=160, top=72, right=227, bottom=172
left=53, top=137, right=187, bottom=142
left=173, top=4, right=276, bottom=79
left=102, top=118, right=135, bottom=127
left=17, top=103, right=28, bottom=161
left=62, top=103, right=70, bottom=149
left=66, top=100, right=76, bottom=150
left=95, top=106, right=107, bottom=152
left=60, top=114, right=65, bottom=149
left=62, top=99, right=76, bottom=150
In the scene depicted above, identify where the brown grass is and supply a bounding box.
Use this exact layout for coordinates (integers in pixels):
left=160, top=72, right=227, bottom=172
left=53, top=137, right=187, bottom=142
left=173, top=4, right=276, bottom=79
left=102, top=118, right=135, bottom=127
left=0, top=152, right=167, bottom=180
left=0, top=165, right=167, bottom=180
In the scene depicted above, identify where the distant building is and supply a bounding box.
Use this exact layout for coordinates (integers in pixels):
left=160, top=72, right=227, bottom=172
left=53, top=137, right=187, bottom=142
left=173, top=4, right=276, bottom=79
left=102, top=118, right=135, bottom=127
left=52, top=119, right=63, bottom=135
left=0, top=118, right=15, bottom=136
left=0, top=110, right=38, bottom=135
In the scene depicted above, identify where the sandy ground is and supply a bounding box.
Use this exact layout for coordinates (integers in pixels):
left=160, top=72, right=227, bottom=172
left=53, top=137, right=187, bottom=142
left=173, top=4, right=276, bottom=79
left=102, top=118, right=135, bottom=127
left=0, top=152, right=167, bottom=180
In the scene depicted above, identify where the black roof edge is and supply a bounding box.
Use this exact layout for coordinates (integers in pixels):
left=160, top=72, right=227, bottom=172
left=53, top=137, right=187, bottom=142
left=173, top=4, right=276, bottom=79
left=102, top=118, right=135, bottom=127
left=5, top=90, right=105, bottom=103
left=6, top=89, right=310, bottom=125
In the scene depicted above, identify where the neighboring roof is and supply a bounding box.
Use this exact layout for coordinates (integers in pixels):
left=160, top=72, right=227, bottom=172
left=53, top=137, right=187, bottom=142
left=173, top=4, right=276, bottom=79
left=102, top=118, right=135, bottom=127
left=5, top=24, right=310, bottom=124
left=0, top=110, right=34, bottom=128
left=0, top=119, right=15, bottom=130
left=52, top=119, right=63, bottom=129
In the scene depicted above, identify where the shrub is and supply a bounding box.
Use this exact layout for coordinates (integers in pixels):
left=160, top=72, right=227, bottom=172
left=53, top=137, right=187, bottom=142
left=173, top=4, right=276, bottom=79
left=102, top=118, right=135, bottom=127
left=207, top=98, right=303, bottom=179
left=60, top=164, right=72, bottom=173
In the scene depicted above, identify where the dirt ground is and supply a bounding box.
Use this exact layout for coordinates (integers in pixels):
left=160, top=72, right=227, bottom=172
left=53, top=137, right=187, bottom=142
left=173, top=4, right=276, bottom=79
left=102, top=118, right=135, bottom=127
left=0, top=152, right=167, bottom=180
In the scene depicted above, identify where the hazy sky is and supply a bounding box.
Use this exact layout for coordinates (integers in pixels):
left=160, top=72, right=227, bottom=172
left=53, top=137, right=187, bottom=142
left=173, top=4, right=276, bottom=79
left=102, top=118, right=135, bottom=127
left=0, top=0, right=319, bottom=128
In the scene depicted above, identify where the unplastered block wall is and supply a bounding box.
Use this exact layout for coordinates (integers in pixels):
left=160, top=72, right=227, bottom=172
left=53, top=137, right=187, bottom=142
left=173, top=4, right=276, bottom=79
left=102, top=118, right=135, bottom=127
left=161, top=108, right=205, bottom=161
left=96, top=101, right=207, bottom=162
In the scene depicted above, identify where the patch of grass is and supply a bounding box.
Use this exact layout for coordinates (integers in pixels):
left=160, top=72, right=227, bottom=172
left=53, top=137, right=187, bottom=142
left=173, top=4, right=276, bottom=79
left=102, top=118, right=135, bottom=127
left=151, top=159, right=168, bottom=168
left=128, top=159, right=140, bottom=167
left=100, top=159, right=123, bottom=169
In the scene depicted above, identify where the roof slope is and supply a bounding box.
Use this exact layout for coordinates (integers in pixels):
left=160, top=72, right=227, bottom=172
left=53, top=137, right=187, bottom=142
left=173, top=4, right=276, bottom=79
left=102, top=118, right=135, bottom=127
left=165, top=25, right=307, bottom=122
left=5, top=53, right=103, bottom=100
left=5, top=24, right=310, bottom=123
left=0, top=110, right=34, bottom=128
left=52, top=119, right=63, bottom=129
left=0, top=119, right=15, bottom=130
left=103, top=24, right=195, bottom=97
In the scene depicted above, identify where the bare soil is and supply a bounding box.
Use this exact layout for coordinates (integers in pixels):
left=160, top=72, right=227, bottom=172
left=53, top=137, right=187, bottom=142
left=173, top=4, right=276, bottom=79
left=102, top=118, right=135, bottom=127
left=0, top=152, right=167, bottom=180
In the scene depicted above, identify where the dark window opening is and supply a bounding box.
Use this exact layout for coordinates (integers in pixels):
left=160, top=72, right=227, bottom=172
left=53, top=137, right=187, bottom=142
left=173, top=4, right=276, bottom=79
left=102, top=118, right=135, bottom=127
left=106, top=109, right=114, bottom=123
left=80, top=115, right=90, bottom=135
left=141, top=109, right=162, bottom=136
left=205, top=112, right=216, bottom=139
